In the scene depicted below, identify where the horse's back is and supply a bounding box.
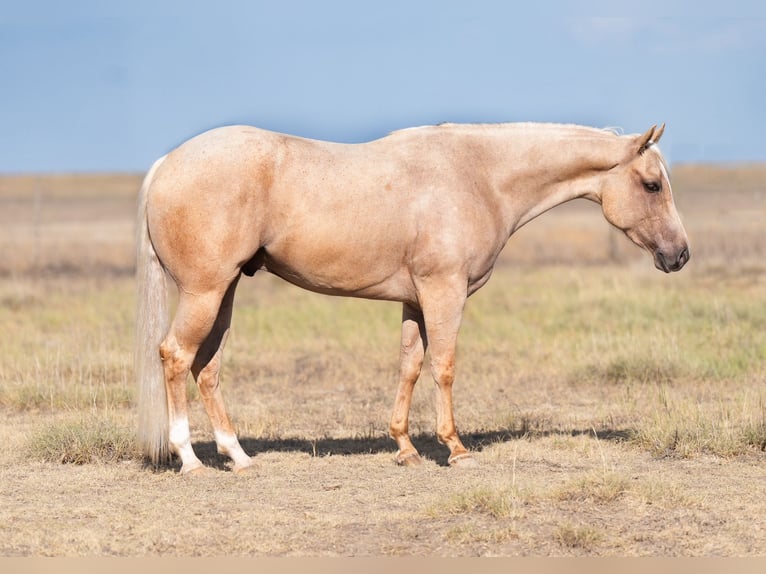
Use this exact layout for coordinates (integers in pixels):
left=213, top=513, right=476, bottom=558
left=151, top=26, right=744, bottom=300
left=144, top=126, right=419, bottom=298
left=145, top=125, right=504, bottom=301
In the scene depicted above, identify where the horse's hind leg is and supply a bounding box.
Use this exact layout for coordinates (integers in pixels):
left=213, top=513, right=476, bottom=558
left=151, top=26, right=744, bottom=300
left=190, top=275, right=255, bottom=474
left=160, top=285, right=232, bottom=474
left=390, top=303, right=427, bottom=466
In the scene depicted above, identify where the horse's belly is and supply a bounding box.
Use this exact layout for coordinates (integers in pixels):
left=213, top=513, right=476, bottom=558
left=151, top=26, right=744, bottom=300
left=260, top=240, right=415, bottom=302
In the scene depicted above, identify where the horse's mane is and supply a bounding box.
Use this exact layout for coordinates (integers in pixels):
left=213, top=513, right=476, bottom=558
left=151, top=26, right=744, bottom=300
left=389, top=121, right=625, bottom=139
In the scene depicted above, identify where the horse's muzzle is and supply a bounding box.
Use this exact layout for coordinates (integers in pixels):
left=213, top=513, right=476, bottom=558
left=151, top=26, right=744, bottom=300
left=654, top=246, right=690, bottom=273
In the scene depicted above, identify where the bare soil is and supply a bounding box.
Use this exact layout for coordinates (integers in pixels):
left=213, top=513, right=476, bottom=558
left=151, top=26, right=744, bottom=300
left=1, top=423, right=764, bottom=556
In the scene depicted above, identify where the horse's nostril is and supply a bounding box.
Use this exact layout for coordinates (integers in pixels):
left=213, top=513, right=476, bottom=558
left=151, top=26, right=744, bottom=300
left=654, top=251, right=670, bottom=273
left=671, top=247, right=690, bottom=271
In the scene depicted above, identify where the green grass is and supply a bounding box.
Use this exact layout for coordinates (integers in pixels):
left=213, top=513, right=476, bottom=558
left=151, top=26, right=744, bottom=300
left=460, top=266, right=766, bottom=385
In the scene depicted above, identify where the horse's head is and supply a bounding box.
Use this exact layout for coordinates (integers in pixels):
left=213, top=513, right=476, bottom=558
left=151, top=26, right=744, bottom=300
left=600, top=124, right=690, bottom=272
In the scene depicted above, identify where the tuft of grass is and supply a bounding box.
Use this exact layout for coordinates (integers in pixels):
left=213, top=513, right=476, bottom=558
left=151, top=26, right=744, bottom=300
left=26, top=415, right=139, bottom=464
left=445, top=524, right=519, bottom=545
left=555, top=522, right=603, bottom=551
left=742, top=419, right=766, bottom=452
left=600, top=355, right=680, bottom=385
left=629, top=477, right=701, bottom=510
left=554, top=471, right=630, bottom=504
left=630, top=389, right=766, bottom=458
left=428, top=482, right=531, bottom=520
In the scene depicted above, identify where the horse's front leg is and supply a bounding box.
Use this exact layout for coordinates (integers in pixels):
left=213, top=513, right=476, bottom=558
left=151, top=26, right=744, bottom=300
left=420, top=278, right=478, bottom=468
left=390, top=303, right=428, bottom=466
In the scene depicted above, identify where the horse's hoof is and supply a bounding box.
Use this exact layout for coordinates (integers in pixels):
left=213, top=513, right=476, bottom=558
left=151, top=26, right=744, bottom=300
left=180, top=463, right=211, bottom=476
left=448, top=453, right=479, bottom=468
left=233, top=457, right=258, bottom=475
left=395, top=451, right=423, bottom=467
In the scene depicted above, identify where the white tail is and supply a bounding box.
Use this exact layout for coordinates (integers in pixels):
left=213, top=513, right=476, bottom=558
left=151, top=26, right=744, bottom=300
left=135, top=155, right=170, bottom=466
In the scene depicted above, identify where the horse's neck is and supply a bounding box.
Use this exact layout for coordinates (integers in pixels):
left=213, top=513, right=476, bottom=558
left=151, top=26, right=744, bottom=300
left=474, top=124, right=624, bottom=233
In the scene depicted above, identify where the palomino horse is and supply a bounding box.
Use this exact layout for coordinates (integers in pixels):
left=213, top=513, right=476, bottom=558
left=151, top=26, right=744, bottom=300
left=136, top=122, right=689, bottom=474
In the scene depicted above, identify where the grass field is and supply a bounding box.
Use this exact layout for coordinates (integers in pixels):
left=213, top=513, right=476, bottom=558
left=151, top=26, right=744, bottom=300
left=0, top=164, right=765, bottom=556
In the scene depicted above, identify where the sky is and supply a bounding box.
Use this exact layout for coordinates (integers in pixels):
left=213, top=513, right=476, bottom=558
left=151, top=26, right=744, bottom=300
left=0, top=1, right=764, bottom=173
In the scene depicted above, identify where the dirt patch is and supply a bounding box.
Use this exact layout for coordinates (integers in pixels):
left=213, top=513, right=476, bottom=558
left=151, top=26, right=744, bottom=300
left=1, top=425, right=764, bottom=556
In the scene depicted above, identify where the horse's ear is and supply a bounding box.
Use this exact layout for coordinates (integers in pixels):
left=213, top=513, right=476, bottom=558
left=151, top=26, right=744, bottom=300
left=652, top=123, right=665, bottom=144
left=636, top=125, right=656, bottom=154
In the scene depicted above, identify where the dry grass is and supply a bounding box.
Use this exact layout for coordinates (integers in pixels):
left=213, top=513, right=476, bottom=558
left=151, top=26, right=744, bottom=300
left=554, top=523, right=604, bottom=551
left=0, top=166, right=765, bottom=556
left=26, top=414, right=138, bottom=464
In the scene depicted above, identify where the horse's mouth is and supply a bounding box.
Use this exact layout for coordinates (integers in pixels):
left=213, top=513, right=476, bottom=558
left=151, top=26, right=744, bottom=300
left=654, top=247, right=690, bottom=273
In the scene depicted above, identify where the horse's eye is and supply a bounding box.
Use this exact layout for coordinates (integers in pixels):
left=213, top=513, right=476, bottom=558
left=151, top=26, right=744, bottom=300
left=643, top=181, right=661, bottom=193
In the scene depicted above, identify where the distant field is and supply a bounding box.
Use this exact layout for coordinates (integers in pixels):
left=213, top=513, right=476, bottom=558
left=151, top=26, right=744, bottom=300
left=0, top=164, right=765, bottom=556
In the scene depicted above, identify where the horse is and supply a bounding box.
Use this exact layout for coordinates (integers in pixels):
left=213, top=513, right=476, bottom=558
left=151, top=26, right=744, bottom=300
left=135, top=121, right=689, bottom=474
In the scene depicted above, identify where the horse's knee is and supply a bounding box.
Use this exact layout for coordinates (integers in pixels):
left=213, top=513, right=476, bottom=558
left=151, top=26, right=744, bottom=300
left=430, top=356, right=455, bottom=387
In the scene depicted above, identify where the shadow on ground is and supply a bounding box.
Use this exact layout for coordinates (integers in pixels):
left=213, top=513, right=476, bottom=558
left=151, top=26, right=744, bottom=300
left=167, top=427, right=633, bottom=472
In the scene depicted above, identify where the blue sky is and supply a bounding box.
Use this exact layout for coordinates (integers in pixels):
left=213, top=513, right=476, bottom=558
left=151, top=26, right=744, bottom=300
left=1, top=1, right=764, bottom=172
